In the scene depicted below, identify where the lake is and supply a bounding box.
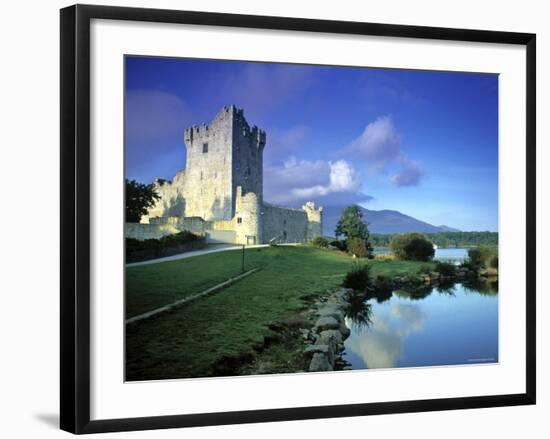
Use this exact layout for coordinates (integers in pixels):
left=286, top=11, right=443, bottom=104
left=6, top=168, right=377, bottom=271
left=373, top=247, right=469, bottom=264
left=342, top=278, right=498, bottom=370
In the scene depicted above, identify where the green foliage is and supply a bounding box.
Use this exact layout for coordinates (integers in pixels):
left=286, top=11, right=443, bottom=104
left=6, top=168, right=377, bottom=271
left=342, top=265, right=370, bottom=292
left=373, top=275, right=393, bottom=292
left=125, top=178, right=160, bottom=223
left=417, top=265, right=432, bottom=275
left=468, top=245, right=498, bottom=269
left=370, top=231, right=498, bottom=248
left=434, top=261, right=456, bottom=276
left=347, top=237, right=370, bottom=258
left=390, top=233, right=435, bottom=261
left=126, top=231, right=201, bottom=253
left=335, top=205, right=373, bottom=248
left=330, top=239, right=347, bottom=251
left=312, top=236, right=329, bottom=248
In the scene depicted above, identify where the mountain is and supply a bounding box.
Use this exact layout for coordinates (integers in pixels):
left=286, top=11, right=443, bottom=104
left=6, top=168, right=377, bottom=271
left=322, top=206, right=460, bottom=236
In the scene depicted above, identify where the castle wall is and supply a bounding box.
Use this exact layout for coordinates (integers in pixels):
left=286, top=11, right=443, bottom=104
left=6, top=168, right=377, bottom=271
left=182, top=107, right=235, bottom=221
left=125, top=223, right=180, bottom=241
left=149, top=216, right=206, bottom=236
left=231, top=108, right=266, bottom=213
left=262, top=204, right=308, bottom=244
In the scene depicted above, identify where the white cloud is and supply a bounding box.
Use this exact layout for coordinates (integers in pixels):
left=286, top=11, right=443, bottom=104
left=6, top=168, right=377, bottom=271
left=291, top=160, right=358, bottom=198
left=264, top=158, right=371, bottom=206
left=346, top=116, right=401, bottom=169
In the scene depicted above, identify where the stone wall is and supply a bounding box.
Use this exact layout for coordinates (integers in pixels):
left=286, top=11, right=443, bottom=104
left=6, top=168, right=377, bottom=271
left=125, top=223, right=180, bottom=241
left=183, top=107, right=234, bottom=220
left=149, top=216, right=206, bottom=236
left=262, top=204, right=308, bottom=243
left=303, top=201, right=323, bottom=241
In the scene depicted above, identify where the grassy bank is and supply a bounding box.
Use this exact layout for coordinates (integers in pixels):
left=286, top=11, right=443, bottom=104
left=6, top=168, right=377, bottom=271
left=125, top=246, right=432, bottom=380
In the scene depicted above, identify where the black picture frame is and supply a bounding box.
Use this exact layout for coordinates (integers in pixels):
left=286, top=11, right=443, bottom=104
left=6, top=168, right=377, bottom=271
left=60, top=4, right=536, bottom=434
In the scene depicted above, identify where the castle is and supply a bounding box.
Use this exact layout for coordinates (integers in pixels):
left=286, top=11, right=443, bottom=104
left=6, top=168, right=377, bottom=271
left=131, top=105, right=323, bottom=245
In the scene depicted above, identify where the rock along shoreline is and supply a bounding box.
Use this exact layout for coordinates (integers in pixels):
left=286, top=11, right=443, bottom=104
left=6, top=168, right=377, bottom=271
left=304, top=288, right=354, bottom=372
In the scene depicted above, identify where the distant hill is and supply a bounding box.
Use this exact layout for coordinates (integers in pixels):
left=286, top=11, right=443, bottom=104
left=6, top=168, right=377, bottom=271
left=322, top=206, right=460, bottom=236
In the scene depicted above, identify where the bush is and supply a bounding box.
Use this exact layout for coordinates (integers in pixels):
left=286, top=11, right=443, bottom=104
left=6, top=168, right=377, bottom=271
left=374, top=275, right=393, bottom=292
left=343, top=265, right=370, bottom=292
left=434, top=261, right=456, bottom=277
left=330, top=239, right=347, bottom=252
left=468, top=246, right=498, bottom=269
left=375, top=253, right=396, bottom=261
left=390, top=233, right=435, bottom=261
left=312, top=236, right=329, bottom=248
left=417, top=265, right=432, bottom=275
left=347, top=237, right=369, bottom=258
left=126, top=231, right=201, bottom=253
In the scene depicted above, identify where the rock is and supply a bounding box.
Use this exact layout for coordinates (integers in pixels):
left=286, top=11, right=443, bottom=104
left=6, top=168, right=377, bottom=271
left=305, top=342, right=336, bottom=365
left=309, top=352, right=333, bottom=372
left=318, top=305, right=344, bottom=322
left=304, top=344, right=330, bottom=356
left=315, top=316, right=340, bottom=332
left=339, top=322, right=351, bottom=338
left=317, top=329, right=343, bottom=346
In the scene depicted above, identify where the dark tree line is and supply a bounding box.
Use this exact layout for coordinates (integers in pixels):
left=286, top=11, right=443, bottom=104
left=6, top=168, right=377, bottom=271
left=370, top=231, right=498, bottom=248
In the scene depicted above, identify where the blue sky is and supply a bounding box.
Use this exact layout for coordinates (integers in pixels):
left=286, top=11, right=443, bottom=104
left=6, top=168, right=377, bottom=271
left=125, top=56, right=498, bottom=232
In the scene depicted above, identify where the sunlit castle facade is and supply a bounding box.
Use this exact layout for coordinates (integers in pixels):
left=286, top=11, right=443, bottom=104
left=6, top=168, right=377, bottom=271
left=141, top=105, right=323, bottom=245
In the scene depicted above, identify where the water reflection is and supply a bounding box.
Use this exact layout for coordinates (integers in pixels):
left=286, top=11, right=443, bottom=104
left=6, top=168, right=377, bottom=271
left=343, top=279, right=498, bottom=370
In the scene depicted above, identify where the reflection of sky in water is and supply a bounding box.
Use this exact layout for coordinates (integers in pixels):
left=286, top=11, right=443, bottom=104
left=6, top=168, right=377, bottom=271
left=343, top=283, right=498, bottom=369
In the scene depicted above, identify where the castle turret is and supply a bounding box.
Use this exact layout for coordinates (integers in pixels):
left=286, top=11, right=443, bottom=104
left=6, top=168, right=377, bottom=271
left=234, top=186, right=262, bottom=245
left=303, top=201, right=323, bottom=241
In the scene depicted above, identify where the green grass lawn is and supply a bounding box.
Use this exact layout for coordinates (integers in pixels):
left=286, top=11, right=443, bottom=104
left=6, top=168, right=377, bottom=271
left=125, top=245, right=432, bottom=380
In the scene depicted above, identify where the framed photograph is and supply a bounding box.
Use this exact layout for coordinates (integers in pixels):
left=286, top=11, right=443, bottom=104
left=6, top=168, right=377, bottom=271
left=60, top=4, right=536, bottom=434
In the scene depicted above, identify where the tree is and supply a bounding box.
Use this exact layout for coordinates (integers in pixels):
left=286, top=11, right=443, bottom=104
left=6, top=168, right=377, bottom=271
left=390, top=233, right=435, bottom=261
left=334, top=205, right=373, bottom=256
left=125, top=178, right=160, bottom=223
left=347, top=237, right=369, bottom=258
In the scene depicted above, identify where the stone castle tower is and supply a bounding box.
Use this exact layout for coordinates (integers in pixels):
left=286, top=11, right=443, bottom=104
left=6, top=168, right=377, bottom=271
left=142, top=106, right=322, bottom=245
left=182, top=105, right=266, bottom=221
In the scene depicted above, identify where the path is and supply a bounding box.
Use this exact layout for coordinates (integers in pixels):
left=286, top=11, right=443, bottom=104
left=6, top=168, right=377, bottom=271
left=126, top=243, right=269, bottom=268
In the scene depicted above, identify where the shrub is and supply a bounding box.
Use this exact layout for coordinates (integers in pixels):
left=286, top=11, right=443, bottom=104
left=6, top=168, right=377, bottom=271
left=312, top=236, right=329, bottom=248
left=330, top=239, right=347, bottom=251
left=468, top=245, right=498, bottom=269
left=390, top=233, right=435, bottom=261
left=347, top=237, right=370, bottom=258
left=126, top=231, right=201, bottom=253
left=375, top=253, right=396, bottom=261
left=417, top=265, right=432, bottom=275
left=434, top=261, right=456, bottom=277
left=374, top=275, right=393, bottom=292
left=343, top=265, right=370, bottom=292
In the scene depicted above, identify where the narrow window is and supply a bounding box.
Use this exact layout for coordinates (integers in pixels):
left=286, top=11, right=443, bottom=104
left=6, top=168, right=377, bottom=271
left=202, top=142, right=208, bottom=153
left=237, top=217, right=242, bottom=224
